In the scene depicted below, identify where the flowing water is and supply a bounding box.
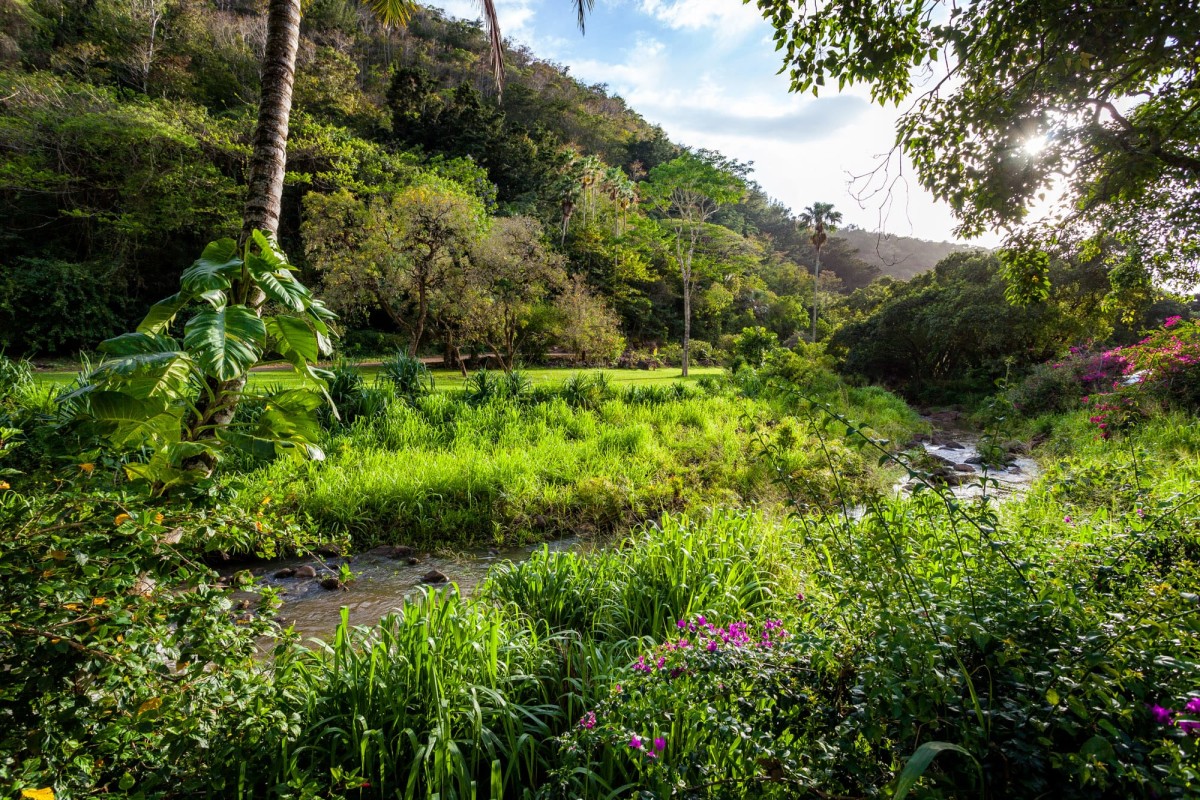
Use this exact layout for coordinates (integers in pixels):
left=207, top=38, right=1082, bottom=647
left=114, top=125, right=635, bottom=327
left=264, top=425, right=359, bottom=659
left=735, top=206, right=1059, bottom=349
left=226, top=537, right=583, bottom=643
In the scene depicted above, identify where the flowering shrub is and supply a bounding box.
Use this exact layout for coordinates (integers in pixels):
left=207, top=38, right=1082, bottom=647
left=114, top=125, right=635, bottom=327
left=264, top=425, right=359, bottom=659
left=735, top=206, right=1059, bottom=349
left=1081, top=318, right=1200, bottom=437
left=1007, top=345, right=1131, bottom=414
left=544, top=615, right=823, bottom=798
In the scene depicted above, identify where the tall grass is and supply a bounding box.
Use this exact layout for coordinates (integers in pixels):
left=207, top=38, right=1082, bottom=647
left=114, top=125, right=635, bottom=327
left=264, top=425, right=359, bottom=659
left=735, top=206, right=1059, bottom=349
left=234, top=382, right=915, bottom=550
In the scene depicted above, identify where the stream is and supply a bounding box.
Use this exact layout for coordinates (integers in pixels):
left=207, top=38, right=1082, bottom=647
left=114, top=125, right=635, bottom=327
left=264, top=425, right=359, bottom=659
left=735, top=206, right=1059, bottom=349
left=229, top=422, right=1041, bottom=644
left=226, top=537, right=583, bottom=643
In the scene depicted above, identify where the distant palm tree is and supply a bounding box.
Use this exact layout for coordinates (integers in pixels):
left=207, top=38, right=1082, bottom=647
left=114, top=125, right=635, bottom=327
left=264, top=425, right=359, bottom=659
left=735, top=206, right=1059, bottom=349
left=797, top=202, right=842, bottom=341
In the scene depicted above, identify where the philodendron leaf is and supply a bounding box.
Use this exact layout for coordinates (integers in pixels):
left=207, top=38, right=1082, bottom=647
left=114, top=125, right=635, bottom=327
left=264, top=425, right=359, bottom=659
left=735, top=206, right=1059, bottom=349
left=137, top=293, right=189, bottom=335
left=99, top=332, right=179, bottom=356
left=184, top=305, right=265, bottom=381
left=893, top=741, right=980, bottom=800
left=180, top=238, right=242, bottom=296
left=265, top=315, right=320, bottom=363
left=247, top=253, right=310, bottom=312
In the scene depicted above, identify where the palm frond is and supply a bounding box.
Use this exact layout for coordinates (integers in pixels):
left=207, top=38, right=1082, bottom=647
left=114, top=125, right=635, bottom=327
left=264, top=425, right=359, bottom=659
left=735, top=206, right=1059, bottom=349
left=574, top=0, right=595, bottom=32
left=365, top=0, right=417, bottom=26
left=479, top=0, right=506, bottom=93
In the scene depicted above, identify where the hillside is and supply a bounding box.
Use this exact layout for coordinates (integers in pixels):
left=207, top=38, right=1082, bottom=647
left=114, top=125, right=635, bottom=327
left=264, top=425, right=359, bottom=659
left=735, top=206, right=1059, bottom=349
left=838, top=226, right=986, bottom=281
left=2, top=0, right=956, bottom=358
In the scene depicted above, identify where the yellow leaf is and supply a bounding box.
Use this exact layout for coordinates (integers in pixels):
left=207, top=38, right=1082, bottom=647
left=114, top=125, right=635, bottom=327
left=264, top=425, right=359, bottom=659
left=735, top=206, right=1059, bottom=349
left=79, top=462, right=95, bottom=474
left=114, top=513, right=132, bottom=525
left=48, top=550, right=67, bottom=561
left=92, top=597, right=107, bottom=606
left=42, top=569, right=55, bottom=579
left=21, top=789, right=54, bottom=800
left=154, top=513, right=164, bottom=524
left=64, top=603, right=81, bottom=612
left=137, top=697, right=162, bottom=715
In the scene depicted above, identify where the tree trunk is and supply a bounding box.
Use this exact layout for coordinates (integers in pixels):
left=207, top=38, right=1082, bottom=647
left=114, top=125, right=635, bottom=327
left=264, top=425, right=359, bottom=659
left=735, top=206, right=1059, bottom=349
left=811, top=245, right=822, bottom=342
left=189, top=0, right=302, bottom=452
left=240, top=0, right=302, bottom=247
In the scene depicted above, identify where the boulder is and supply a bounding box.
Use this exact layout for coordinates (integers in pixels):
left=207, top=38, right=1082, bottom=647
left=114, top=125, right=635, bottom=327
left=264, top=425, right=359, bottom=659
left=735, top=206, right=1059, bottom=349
left=421, top=569, right=449, bottom=584
left=953, top=463, right=976, bottom=473
left=294, top=565, right=317, bottom=579
left=406, top=557, right=421, bottom=565
left=273, top=567, right=297, bottom=579
left=320, top=577, right=347, bottom=591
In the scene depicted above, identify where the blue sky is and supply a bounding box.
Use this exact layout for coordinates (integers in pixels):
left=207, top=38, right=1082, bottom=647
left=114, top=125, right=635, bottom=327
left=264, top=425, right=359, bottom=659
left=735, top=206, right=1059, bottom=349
left=430, top=0, right=999, bottom=245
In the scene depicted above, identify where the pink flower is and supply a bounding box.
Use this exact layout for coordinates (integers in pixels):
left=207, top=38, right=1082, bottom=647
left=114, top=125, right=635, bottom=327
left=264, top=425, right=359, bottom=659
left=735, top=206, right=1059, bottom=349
left=578, top=712, right=597, bottom=729
left=1185, top=697, right=1200, bottom=714
left=1149, top=704, right=1175, bottom=725
left=1165, top=315, right=1183, bottom=328
left=1180, top=720, right=1200, bottom=735
left=629, top=735, right=643, bottom=749
left=653, top=736, right=666, bottom=753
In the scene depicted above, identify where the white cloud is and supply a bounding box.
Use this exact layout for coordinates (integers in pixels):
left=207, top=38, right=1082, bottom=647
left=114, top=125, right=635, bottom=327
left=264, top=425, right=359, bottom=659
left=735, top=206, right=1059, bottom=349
left=435, top=0, right=542, bottom=44
left=637, top=0, right=764, bottom=36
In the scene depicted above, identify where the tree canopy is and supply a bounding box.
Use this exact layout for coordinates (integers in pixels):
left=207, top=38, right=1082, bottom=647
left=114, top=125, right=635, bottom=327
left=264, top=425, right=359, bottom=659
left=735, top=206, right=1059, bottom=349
left=754, top=0, right=1200, bottom=282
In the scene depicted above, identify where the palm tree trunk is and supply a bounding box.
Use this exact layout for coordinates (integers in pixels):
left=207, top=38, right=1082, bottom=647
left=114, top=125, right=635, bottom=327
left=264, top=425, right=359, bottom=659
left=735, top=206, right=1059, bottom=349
left=241, top=0, right=302, bottom=246
left=190, top=0, right=302, bottom=452
left=811, top=245, right=821, bottom=342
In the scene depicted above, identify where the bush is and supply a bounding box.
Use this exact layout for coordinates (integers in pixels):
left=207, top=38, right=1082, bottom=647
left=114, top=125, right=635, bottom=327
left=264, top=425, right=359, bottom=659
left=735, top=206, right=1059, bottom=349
left=380, top=350, right=435, bottom=403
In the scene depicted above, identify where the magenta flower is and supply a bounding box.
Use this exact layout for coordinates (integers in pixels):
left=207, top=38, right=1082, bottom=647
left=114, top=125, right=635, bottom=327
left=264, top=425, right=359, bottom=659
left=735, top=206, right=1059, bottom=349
left=676, top=619, right=687, bottom=630
left=653, top=736, right=666, bottom=753
left=578, top=711, right=597, bottom=729
left=1063, top=515, right=1072, bottom=524
left=1149, top=704, right=1175, bottom=725
left=1185, top=697, right=1200, bottom=714
left=629, top=735, right=643, bottom=750
left=1180, top=720, right=1200, bottom=735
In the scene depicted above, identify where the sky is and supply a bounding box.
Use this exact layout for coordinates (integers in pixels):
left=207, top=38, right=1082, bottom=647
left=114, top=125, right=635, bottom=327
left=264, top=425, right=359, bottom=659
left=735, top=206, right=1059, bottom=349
left=428, top=0, right=1002, bottom=246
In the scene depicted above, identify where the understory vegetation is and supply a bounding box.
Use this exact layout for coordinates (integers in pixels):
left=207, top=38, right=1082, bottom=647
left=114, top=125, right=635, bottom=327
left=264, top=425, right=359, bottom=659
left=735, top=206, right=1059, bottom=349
left=3, top=366, right=1199, bottom=798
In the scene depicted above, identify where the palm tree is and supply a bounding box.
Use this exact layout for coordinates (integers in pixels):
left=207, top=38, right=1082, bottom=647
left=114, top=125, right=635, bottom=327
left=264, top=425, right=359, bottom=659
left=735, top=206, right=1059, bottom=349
left=797, top=202, right=842, bottom=341
left=200, top=0, right=593, bottom=437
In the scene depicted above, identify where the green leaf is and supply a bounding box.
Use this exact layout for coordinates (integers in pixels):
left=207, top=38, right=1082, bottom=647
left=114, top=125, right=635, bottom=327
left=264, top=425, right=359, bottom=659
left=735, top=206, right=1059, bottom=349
left=246, top=250, right=310, bottom=312
left=81, top=351, right=195, bottom=401
left=184, top=306, right=266, bottom=381
left=137, top=293, right=189, bottom=335
left=99, top=332, right=180, bottom=357
left=264, top=315, right=320, bottom=363
left=180, top=238, right=242, bottom=296
left=893, top=741, right=979, bottom=800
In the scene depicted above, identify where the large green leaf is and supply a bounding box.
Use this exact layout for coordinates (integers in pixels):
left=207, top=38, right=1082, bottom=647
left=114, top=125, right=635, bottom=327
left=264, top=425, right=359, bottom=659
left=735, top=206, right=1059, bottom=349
left=74, top=351, right=195, bottom=401
left=136, top=293, right=189, bottom=335
left=180, top=238, right=242, bottom=296
left=99, top=332, right=179, bottom=357
left=265, top=315, right=320, bottom=363
left=893, top=741, right=980, bottom=800
left=184, top=305, right=266, bottom=381
left=246, top=252, right=310, bottom=312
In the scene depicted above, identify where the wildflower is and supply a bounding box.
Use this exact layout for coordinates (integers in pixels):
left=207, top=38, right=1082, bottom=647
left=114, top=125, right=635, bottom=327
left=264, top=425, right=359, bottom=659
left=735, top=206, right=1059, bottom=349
left=1063, top=515, right=1072, bottom=524
left=1185, top=697, right=1200, bottom=714
left=261, top=496, right=271, bottom=505
left=578, top=712, right=597, bottom=729
left=629, top=735, right=643, bottom=750
left=114, top=513, right=132, bottom=525
left=154, top=513, right=164, bottom=524
left=79, top=463, right=95, bottom=474
left=696, top=615, right=706, bottom=626
left=653, top=737, right=666, bottom=753
left=1164, top=315, right=1183, bottom=328
left=0, top=481, right=9, bottom=490
left=796, top=591, right=805, bottom=602
left=1179, top=720, right=1200, bottom=735
left=1149, top=704, right=1175, bottom=725
left=1136, top=507, right=1146, bottom=519
left=676, top=618, right=687, bottom=629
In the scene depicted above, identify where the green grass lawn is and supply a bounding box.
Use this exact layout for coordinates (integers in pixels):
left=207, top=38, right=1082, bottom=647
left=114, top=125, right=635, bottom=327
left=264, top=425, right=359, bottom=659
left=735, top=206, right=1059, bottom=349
left=33, top=364, right=725, bottom=391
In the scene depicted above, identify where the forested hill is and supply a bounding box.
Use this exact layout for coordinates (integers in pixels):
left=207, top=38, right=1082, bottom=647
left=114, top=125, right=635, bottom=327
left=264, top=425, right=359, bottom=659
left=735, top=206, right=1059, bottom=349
left=4, top=0, right=890, bottom=356
left=837, top=227, right=984, bottom=281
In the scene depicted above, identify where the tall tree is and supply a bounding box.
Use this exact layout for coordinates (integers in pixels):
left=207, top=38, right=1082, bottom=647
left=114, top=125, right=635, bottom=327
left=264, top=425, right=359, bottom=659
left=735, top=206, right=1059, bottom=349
left=753, top=0, right=1200, bottom=285
left=797, top=202, right=842, bottom=341
left=646, top=151, right=747, bottom=376
left=303, top=180, right=487, bottom=356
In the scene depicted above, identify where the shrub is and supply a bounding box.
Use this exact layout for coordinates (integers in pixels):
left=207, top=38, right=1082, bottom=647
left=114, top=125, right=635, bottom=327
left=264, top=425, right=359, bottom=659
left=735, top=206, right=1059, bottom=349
left=380, top=350, right=434, bottom=403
